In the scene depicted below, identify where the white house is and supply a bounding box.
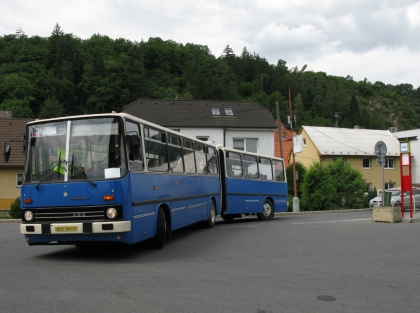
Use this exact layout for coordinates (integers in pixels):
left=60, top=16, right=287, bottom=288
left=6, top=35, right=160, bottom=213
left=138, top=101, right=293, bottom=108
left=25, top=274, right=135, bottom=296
left=123, top=99, right=278, bottom=156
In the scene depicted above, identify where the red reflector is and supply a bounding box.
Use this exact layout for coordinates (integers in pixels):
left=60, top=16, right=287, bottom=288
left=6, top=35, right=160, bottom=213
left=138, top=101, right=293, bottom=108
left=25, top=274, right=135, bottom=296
left=153, top=186, right=157, bottom=190
left=24, top=198, right=32, bottom=204
left=103, top=195, right=114, bottom=201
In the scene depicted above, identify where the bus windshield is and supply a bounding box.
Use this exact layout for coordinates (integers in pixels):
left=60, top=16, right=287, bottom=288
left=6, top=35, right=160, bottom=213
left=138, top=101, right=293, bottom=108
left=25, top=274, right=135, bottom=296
left=25, top=117, right=126, bottom=183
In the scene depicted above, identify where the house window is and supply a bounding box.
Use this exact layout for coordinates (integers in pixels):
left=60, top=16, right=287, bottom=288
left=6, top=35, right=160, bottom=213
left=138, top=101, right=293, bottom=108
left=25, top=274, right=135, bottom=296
left=385, top=182, right=394, bottom=189
left=196, top=136, right=209, bottom=142
left=363, top=158, right=371, bottom=169
left=384, top=158, right=394, bottom=169
left=303, top=138, right=306, bottom=146
left=225, top=109, right=233, bottom=115
left=212, top=108, right=220, bottom=116
left=233, top=139, right=257, bottom=153
left=16, top=173, right=23, bottom=187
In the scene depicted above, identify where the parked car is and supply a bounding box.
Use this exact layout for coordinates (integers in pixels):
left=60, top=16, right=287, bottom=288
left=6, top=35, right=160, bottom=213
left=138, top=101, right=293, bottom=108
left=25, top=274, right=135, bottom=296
left=369, top=188, right=420, bottom=209
left=401, top=190, right=420, bottom=210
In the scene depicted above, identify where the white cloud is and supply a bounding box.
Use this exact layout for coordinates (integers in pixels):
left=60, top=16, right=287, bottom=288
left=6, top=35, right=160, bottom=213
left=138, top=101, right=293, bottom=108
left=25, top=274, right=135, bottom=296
left=1, top=0, right=420, bottom=87
left=305, top=47, right=420, bottom=87
left=407, top=2, right=420, bottom=27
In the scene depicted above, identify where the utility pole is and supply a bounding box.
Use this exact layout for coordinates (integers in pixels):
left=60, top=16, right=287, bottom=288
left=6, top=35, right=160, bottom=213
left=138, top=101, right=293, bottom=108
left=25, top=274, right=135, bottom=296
left=276, top=101, right=283, bottom=159
left=289, top=64, right=307, bottom=213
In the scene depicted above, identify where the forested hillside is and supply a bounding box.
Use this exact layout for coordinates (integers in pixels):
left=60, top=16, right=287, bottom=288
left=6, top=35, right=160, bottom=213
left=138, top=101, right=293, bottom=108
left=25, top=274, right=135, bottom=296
left=1, top=24, right=420, bottom=131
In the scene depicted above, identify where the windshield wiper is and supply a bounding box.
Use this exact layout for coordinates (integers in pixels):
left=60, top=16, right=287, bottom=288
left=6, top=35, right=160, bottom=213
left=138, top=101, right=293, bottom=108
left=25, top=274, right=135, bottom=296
left=69, top=153, right=96, bottom=186
left=35, top=160, right=66, bottom=189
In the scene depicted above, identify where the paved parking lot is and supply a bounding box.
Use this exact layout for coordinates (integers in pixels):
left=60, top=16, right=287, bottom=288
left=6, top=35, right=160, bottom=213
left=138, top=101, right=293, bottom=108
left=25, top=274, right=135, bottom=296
left=1, top=210, right=420, bottom=313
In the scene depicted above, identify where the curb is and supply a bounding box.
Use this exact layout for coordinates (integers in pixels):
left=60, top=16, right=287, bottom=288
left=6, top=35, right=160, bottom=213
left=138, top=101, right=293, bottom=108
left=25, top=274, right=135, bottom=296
left=274, top=209, right=371, bottom=216
left=0, top=219, right=21, bottom=224
left=1, top=209, right=374, bottom=224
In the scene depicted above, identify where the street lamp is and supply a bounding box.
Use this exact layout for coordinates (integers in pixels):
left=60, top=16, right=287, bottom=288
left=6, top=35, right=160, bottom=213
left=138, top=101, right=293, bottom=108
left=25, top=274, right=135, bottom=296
left=289, top=64, right=307, bottom=212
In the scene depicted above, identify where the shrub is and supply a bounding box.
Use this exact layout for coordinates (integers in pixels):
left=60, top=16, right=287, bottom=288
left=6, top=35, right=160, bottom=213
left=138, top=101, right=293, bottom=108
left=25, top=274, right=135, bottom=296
left=301, top=162, right=336, bottom=211
left=9, top=197, right=21, bottom=219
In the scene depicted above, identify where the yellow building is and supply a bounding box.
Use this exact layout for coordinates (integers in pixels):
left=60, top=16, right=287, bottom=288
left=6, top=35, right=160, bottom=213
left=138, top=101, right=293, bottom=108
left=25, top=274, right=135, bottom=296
left=290, top=126, right=401, bottom=192
left=0, top=117, right=33, bottom=216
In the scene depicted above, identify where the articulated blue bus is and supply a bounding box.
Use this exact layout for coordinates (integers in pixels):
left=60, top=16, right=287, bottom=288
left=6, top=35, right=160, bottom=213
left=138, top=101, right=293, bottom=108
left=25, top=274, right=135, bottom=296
left=217, top=147, right=288, bottom=221
left=16, top=112, right=288, bottom=248
left=19, top=113, right=220, bottom=248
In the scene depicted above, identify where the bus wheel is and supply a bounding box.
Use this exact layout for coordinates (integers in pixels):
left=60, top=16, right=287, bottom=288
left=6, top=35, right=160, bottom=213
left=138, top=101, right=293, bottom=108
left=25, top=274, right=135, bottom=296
left=204, top=201, right=216, bottom=228
left=257, top=199, right=273, bottom=221
left=151, top=207, right=166, bottom=249
left=221, top=214, right=235, bottom=222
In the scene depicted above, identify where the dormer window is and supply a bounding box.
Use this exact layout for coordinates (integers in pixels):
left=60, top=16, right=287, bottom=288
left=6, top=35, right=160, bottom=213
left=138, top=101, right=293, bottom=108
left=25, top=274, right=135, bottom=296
left=212, top=108, right=220, bottom=116
left=225, top=109, right=233, bottom=115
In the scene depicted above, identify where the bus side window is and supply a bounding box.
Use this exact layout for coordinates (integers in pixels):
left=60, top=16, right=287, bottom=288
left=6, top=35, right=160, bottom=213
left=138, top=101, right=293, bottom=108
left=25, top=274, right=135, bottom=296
left=206, top=147, right=218, bottom=175
left=126, top=121, right=144, bottom=171
left=272, top=159, right=285, bottom=181
left=243, top=154, right=258, bottom=179
left=145, top=127, right=169, bottom=172
left=194, top=142, right=206, bottom=174
left=226, top=151, right=242, bottom=177
left=259, top=157, right=273, bottom=181
left=183, top=139, right=196, bottom=174
left=168, top=135, right=184, bottom=173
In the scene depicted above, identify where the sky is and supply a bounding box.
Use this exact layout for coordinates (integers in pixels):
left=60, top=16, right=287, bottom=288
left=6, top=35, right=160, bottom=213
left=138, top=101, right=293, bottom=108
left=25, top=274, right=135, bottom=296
left=2, top=0, right=420, bottom=88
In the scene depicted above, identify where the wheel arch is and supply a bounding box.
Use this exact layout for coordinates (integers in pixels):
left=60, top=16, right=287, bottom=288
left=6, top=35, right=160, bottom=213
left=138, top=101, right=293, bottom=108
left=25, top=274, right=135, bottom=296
left=265, top=196, right=275, bottom=217
left=158, top=203, right=172, bottom=233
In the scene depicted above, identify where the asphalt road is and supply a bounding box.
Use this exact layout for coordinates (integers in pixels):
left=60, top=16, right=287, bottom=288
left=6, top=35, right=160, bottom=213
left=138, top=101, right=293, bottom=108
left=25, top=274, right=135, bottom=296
left=1, top=211, right=420, bottom=313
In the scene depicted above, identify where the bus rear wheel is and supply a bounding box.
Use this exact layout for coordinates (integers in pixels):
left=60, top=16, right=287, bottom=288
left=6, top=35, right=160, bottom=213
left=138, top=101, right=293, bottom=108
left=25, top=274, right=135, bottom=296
left=151, top=207, right=166, bottom=249
left=257, top=199, right=273, bottom=221
left=204, top=201, right=216, bottom=228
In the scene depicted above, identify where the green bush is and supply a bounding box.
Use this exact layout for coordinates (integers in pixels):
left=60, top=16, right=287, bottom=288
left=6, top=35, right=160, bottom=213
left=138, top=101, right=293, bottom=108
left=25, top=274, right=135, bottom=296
left=301, top=162, right=336, bottom=211
left=301, top=159, right=367, bottom=211
left=9, top=197, right=21, bottom=219
left=327, top=158, right=367, bottom=209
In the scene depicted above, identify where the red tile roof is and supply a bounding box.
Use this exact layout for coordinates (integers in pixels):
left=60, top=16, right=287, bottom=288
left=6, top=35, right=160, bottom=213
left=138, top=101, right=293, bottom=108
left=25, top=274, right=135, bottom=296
left=274, top=124, right=293, bottom=168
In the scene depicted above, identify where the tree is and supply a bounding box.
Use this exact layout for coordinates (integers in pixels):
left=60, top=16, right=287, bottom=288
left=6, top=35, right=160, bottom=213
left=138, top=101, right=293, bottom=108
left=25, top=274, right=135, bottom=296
left=301, top=162, right=336, bottom=211
left=38, top=96, right=66, bottom=118
left=286, top=161, right=306, bottom=199
left=327, top=158, right=367, bottom=209
left=9, top=197, right=21, bottom=219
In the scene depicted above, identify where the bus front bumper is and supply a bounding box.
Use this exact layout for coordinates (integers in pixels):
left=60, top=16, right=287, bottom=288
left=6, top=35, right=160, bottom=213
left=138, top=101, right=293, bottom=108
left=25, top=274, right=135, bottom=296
left=20, top=221, right=131, bottom=235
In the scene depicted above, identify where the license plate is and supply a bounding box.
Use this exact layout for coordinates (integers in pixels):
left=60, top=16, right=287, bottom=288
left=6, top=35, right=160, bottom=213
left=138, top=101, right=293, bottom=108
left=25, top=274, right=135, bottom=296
left=55, top=226, right=78, bottom=232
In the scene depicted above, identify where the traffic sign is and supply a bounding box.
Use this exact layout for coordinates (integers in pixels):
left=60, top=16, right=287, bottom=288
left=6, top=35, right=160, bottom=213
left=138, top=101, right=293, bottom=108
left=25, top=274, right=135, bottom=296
left=375, top=141, right=387, bottom=158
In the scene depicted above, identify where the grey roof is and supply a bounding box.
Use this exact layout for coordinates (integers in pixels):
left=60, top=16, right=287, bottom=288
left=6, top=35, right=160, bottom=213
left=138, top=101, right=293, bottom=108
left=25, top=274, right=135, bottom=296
left=302, top=126, right=400, bottom=157
left=122, top=99, right=277, bottom=129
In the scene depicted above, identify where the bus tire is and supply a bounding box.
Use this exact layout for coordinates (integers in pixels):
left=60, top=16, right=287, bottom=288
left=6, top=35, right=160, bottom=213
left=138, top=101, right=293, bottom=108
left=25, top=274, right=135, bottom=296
left=151, top=207, right=166, bottom=249
left=204, top=200, right=216, bottom=228
left=257, top=199, right=273, bottom=221
left=221, top=214, right=235, bottom=222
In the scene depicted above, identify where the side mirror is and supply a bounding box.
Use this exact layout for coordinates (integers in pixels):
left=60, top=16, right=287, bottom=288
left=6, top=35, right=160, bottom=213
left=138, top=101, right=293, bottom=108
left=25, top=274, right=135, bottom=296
left=129, top=135, right=140, bottom=147
left=4, top=145, right=11, bottom=163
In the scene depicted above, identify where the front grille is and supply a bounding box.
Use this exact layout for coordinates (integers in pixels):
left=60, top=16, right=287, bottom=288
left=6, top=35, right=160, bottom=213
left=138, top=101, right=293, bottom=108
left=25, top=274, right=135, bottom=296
left=23, top=206, right=121, bottom=223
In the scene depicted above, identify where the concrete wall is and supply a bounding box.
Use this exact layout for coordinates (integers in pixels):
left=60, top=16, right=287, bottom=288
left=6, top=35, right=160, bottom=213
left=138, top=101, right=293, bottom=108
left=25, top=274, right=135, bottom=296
left=0, top=167, right=23, bottom=213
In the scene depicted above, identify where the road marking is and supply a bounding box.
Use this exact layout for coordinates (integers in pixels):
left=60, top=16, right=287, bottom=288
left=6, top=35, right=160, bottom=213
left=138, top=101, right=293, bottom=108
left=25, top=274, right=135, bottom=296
left=292, top=218, right=371, bottom=225
left=220, top=225, right=257, bottom=228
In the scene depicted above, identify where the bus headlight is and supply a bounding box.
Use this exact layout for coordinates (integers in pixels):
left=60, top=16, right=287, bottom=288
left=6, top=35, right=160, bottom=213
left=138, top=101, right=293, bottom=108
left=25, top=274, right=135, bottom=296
left=106, top=208, right=118, bottom=219
left=24, top=211, right=34, bottom=222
